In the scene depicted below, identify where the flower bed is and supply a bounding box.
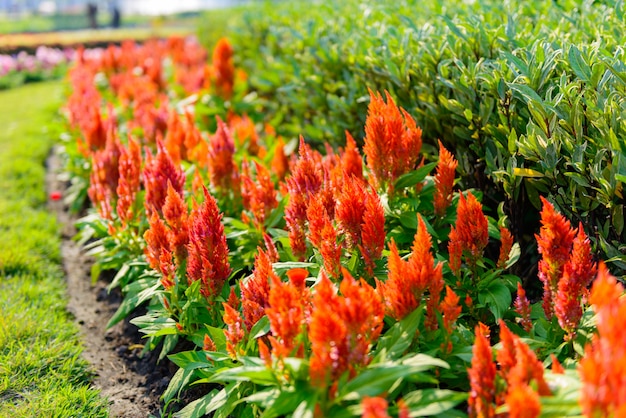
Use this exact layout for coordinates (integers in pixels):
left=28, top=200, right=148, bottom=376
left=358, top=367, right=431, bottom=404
left=59, top=32, right=625, bottom=417
left=0, top=46, right=73, bottom=89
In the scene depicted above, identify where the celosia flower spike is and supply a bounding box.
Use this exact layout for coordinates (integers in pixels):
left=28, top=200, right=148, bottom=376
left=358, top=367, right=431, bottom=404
left=468, top=325, right=496, bottom=418
left=361, top=396, right=391, bottom=418
left=116, top=137, right=142, bottom=226
left=514, top=283, right=532, bottom=332
left=433, top=140, right=458, bottom=217
left=505, top=384, right=541, bottom=418
left=498, top=226, right=514, bottom=269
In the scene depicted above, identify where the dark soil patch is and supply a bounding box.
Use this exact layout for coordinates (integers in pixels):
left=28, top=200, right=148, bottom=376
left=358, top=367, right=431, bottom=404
left=46, top=148, right=176, bottom=418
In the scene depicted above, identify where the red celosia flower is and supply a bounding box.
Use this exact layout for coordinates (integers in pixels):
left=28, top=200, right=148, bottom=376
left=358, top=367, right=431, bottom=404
left=285, top=137, right=324, bottom=259
left=203, top=334, right=216, bottom=352
left=448, top=192, right=489, bottom=272
left=555, top=223, right=596, bottom=339
left=497, top=226, right=514, bottom=269
left=440, top=286, right=461, bottom=334
left=535, top=197, right=576, bottom=319
left=468, top=325, right=496, bottom=418
left=309, top=271, right=384, bottom=387
left=579, top=262, right=626, bottom=417
left=497, top=320, right=517, bottom=379
left=263, top=232, right=280, bottom=263
left=514, top=283, right=532, bottom=332
left=265, top=273, right=309, bottom=359
left=162, top=181, right=189, bottom=264
left=241, top=160, right=278, bottom=230
left=242, top=249, right=275, bottom=331
left=88, top=132, right=122, bottom=220
left=361, top=396, right=391, bottom=418
left=363, top=89, right=422, bottom=194
left=208, top=117, right=240, bottom=196
left=143, top=139, right=185, bottom=217
left=212, top=38, right=235, bottom=99
left=341, top=131, right=364, bottom=181
left=223, top=302, right=245, bottom=358
left=378, top=215, right=444, bottom=328
left=433, top=140, right=458, bottom=217
left=505, top=384, right=541, bottom=418
left=144, top=212, right=176, bottom=289
left=398, top=399, right=409, bottom=418
left=359, top=186, right=386, bottom=276
left=116, top=137, right=142, bottom=226
left=186, top=186, right=231, bottom=300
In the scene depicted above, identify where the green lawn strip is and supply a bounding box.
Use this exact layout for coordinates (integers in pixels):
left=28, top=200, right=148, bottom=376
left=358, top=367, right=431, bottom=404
left=0, top=82, right=108, bottom=417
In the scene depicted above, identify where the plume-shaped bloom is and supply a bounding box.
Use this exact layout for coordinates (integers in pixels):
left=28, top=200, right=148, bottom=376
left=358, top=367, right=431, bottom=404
left=447, top=192, right=489, bottom=273
left=361, top=397, right=391, bottom=418
left=144, top=212, right=176, bottom=289
left=555, top=223, right=596, bottom=339
left=143, top=139, right=185, bottom=217
left=186, top=186, right=231, bottom=300
left=307, top=195, right=342, bottom=279
left=579, top=262, right=626, bottom=417
left=223, top=302, right=245, bottom=358
left=433, top=140, right=458, bottom=217
left=498, top=226, right=514, bottom=269
left=536, top=197, right=576, bottom=319
left=341, top=131, right=364, bottom=181
left=115, top=137, right=142, bottom=226
left=378, top=215, right=443, bottom=327
left=359, top=187, right=386, bottom=276
left=363, top=89, right=422, bottom=194
left=440, top=286, right=462, bottom=334
left=212, top=37, right=235, bottom=99
left=309, top=271, right=384, bottom=387
left=208, top=117, right=240, bottom=196
left=241, top=160, right=278, bottom=230
left=514, top=283, right=532, bottom=332
left=242, top=249, right=275, bottom=331
left=265, top=270, right=310, bottom=359
left=162, top=182, right=189, bottom=264
left=468, top=325, right=496, bottom=418
left=270, top=136, right=289, bottom=181
left=505, top=384, right=541, bottom=418
left=88, top=133, right=122, bottom=220
left=285, top=137, right=324, bottom=259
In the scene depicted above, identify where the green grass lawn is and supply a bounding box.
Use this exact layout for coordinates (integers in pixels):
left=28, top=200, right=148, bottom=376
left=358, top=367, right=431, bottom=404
left=0, top=82, right=108, bottom=417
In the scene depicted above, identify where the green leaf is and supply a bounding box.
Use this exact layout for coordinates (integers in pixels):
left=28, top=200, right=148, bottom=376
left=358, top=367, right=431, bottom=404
left=374, top=306, right=424, bottom=362
left=162, top=367, right=197, bottom=404
left=210, top=365, right=277, bottom=386
left=106, top=281, right=161, bottom=328
left=394, top=162, right=437, bottom=189
left=173, top=388, right=227, bottom=418
left=568, top=45, right=591, bottom=82
left=478, top=281, right=511, bottom=321
left=168, top=350, right=211, bottom=370
left=402, top=389, right=467, bottom=416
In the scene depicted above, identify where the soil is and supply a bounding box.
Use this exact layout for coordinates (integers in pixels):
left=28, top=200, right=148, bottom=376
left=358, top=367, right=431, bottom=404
left=46, top=148, right=176, bottom=418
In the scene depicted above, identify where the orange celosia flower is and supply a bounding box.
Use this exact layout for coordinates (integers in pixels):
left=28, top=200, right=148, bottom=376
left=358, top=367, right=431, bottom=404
left=535, top=197, right=576, bottom=319
left=115, top=137, right=142, bottom=227
left=208, top=117, right=240, bottom=196
left=468, top=325, right=496, bottom=418
left=341, top=131, right=364, bottom=181
left=505, top=384, right=541, bottom=418
left=378, top=215, right=444, bottom=328
left=440, top=286, right=462, bottom=334
left=162, top=181, right=189, bottom=264
left=242, top=249, right=275, bottom=331
left=203, top=334, right=216, bottom=352
left=186, top=186, right=231, bottom=300
left=554, top=223, right=597, bottom=339
left=212, top=37, right=235, bottom=99
left=514, top=283, right=532, bottom=332
left=433, top=140, right=458, bottom=217
left=447, top=192, right=489, bottom=272
left=285, top=137, right=324, bottom=259
left=497, top=226, right=514, bottom=269
left=579, top=262, right=626, bottom=417
left=550, top=354, right=564, bottom=374
left=263, top=232, right=280, bottom=263
left=361, top=396, right=391, bottom=418
left=309, top=271, right=384, bottom=387
left=307, top=195, right=342, bottom=279
left=241, top=160, right=278, bottom=230
left=270, top=137, right=290, bottom=181
left=265, top=272, right=309, bottom=359
left=363, top=89, right=422, bottom=194
left=359, top=186, right=386, bottom=276
left=144, top=212, right=176, bottom=290
left=223, top=302, right=245, bottom=358
left=143, top=139, right=185, bottom=217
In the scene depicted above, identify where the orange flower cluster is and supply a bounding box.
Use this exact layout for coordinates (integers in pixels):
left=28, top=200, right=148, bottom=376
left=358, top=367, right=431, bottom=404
left=448, top=192, right=489, bottom=276
left=468, top=322, right=549, bottom=418
left=363, top=90, right=422, bottom=194
left=579, top=262, right=626, bottom=417
left=241, top=160, right=278, bottom=230
left=536, top=198, right=596, bottom=337
left=309, top=270, right=384, bottom=387
left=377, top=215, right=449, bottom=331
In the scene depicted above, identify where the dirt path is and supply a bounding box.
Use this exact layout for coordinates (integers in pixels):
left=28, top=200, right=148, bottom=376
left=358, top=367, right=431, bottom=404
left=47, top=147, right=173, bottom=418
